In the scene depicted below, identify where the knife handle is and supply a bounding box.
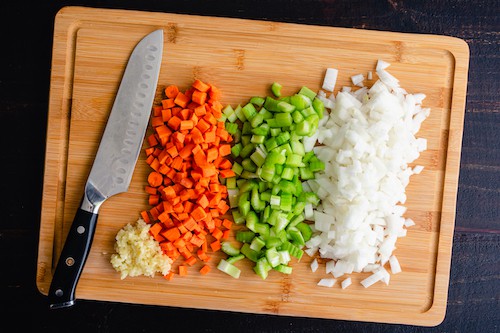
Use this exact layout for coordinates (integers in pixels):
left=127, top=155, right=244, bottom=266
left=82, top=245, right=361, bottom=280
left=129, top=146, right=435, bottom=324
left=48, top=207, right=98, bottom=309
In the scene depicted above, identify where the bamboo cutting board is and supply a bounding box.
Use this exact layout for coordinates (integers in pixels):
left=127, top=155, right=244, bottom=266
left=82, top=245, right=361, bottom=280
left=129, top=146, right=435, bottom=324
left=37, top=6, right=469, bottom=326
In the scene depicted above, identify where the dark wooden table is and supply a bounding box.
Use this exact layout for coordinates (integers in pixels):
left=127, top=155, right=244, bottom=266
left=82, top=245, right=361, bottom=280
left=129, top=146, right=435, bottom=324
left=1, top=1, right=498, bottom=332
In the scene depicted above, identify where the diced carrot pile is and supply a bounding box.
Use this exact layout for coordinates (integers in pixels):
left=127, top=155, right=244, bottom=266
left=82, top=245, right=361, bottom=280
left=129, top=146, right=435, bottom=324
left=141, top=79, right=235, bottom=278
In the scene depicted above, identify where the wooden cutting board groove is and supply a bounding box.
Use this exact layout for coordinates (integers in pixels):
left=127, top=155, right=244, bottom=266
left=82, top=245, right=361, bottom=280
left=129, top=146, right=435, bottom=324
left=37, top=6, right=469, bottom=326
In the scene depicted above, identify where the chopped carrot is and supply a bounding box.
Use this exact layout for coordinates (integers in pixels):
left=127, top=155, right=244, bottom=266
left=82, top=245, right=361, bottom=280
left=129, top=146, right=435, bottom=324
left=162, top=227, right=181, bottom=242
left=148, top=171, right=163, bottom=187
left=140, top=210, right=151, bottom=223
left=210, top=240, right=221, bottom=252
left=174, top=92, right=190, bottom=108
left=164, top=272, right=175, bottom=281
left=178, top=265, right=188, bottom=276
left=222, top=219, right=233, bottom=229
left=143, top=80, right=234, bottom=277
left=211, top=228, right=223, bottom=240
left=199, top=265, right=211, bottom=275
left=221, top=229, right=231, bottom=240
left=165, top=85, right=179, bottom=99
left=185, top=256, right=197, bottom=266
left=192, top=79, right=210, bottom=92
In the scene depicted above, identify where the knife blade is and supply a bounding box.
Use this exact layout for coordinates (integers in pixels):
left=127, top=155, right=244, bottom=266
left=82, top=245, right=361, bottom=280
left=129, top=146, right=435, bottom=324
left=48, top=29, right=164, bottom=309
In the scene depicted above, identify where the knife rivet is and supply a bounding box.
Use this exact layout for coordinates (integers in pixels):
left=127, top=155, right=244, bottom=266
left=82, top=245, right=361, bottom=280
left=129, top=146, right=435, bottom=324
left=65, top=257, right=75, bottom=266
left=77, top=226, right=85, bottom=234
left=55, top=289, right=63, bottom=297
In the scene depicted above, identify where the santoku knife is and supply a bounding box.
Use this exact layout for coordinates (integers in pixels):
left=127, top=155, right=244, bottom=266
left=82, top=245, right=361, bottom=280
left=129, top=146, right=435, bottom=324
left=48, top=29, right=164, bottom=309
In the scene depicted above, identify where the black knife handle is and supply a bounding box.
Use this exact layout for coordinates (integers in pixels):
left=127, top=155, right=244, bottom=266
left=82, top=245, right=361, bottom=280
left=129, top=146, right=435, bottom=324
left=48, top=207, right=98, bottom=309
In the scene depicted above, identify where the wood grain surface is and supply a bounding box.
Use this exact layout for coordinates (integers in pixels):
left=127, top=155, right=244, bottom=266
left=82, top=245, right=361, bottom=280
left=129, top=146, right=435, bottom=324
left=1, top=1, right=498, bottom=332
left=35, top=6, right=469, bottom=327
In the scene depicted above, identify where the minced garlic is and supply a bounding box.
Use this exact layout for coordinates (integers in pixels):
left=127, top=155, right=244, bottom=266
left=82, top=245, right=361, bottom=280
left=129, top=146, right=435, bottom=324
left=110, top=218, right=171, bottom=279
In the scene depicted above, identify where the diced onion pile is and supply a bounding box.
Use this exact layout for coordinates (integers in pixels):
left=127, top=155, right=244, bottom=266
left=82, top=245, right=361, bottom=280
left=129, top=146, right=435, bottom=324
left=307, top=60, right=430, bottom=287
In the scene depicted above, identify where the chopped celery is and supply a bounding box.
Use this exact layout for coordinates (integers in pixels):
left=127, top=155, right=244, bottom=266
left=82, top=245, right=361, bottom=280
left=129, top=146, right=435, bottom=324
left=226, top=254, right=245, bottom=264
left=290, top=94, right=311, bottom=110
left=240, top=170, right=257, bottom=179
left=264, top=96, right=281, bottom=112
left=236, top=230, right=255, bottom=243
left=231, top=143, right=242, bottom=157
left=274, top=264, right=292, bottom=274
left=265, top=237, right=283, bottom=249
left=239, top=143, right=255, bottom=158
left=278, top=250, right=291, bottom=264
left=312, top=97, right=325, bottom=119
left=250, top=113, right=264, bottom=128
left=226, top=177, right=237, bottom=189
left=242, top=122, right=252, bottom=135
left=250, top=96, right=265, bottom=107
left=250, top=135, right=265, bottom=144
left=241, top=243, right=260, bottom=262
left=225, top=122, right=239, bottom=134
left=296, top=222, right=313, bottom=242
left=292, top=110, right=304, bottom=123
left=279, top=241, right=304, bottom=260
left=242, top=158, right=257, bottom=172
left=217, top=259, right=241, bottom=279
left=232, top=209, right=245, bottom=224
left=232, top=162, right=243, bottom=175
left=270, top=128, right=281, bottom=137
left=274, top=113, right=293, bottom=127
left=254, top=222, right=270, bottom=238
left=259, top=107, right=273, bottom=119
left=234, top=104, right=246, bottom=122
left=242, top=103, right=257, bottom=120
left=298, top=86, right=317, bottom=100
left=250, top=236, right=266, bottom=252
left=221, top=242, right=241, bottom=256
left=287, top=227, right=305, bottom=246
left=277, top=101, right=295, bottom=113
left=275, top=131, right=291, bottom=145
left=252, top=123, right=270, bottom=136
left=271, top=82, right=282, bottom=97
left=254, top=257, right=272, bottom=279
left=265, top=247, right=281, bottom=267
left=229, top=83, right=326, bottom=279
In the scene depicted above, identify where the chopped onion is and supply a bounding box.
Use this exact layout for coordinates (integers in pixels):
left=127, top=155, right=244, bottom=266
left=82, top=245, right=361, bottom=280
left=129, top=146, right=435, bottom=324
left=376, top=59, right=391, bottom=71
left=360, top=270, right=383, bottom=288
left=351, top=73, right=365, bottom=87
left=310, top=258, right=319, bottom=272
left=322, top=68, right=339, bottom=92
left=389, top=255, right=402, bottom=274
left=341, top=277, right=352, bottom=289
left=310, top=60, right=430, bottom=287
left=317, top=278, right=337, bottom=287
left=404, top=218, right=415, bottom=227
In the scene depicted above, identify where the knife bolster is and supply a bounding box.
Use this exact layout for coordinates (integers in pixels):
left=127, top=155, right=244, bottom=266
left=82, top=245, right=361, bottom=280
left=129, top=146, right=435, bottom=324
left=81, top=182, right=106, bottom=214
